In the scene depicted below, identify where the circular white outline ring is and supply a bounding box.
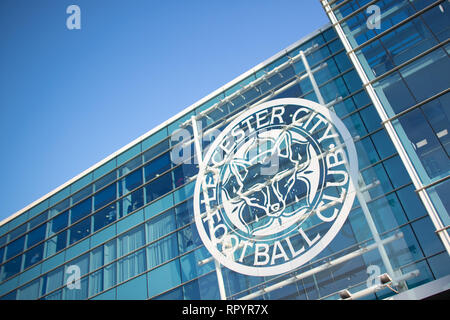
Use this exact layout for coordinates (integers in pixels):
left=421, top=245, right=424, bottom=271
left=193, top=98, right=358, bottom=276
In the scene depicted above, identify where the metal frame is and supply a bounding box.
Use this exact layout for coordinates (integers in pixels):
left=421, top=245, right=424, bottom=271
left=320, top=0, right=450, bottom=254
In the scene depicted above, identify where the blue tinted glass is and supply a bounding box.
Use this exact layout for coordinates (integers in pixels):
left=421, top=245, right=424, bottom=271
left=0, top=246, right=4, bottom=264
left=94, top=183, right=116, bottom=211
left=23, top=243, right=44, bottom=269
left=45, top=230, right=67, bottom=258
left=147, top=209, right=176, bottom=243
left=144, top=152, right=172, bottom=182
left=147, top=259, right=181, bottom=298
left=117, top=144, right=141, bottom=167
left=49, top=198, right=70, bottom=218
left=118, top=155, right=142, bottom=178
left=0, top=255, right=22, bottom=281
left=28, top=211, right=48, bottom=230
left=69, top=217, right=91, bottom=245
left=178, top=224, right=201, bottom=254
left=117, top=248, right=146, bottom=283
left=118, top=188, right=144, bottom=217
left=94, top=170, right=116, bottom=192
left=6, top=235, right=25, bottom=260
left=145, top=172, right=173, bottom=203
left=412, top=217, right=445, bottom=256
left=371, top=129, right=397, bottom=159
left=175, top=199, right=194, bottom=227
left=118, top=169, right=143, bottom=197
left=147, top=233, right=178, bottom=269
left=93, top=204, right=117, bottom=232
left=143, top=139, right=170, bottom=162
left=152, top=286, right=183, bottom=300
left=383, top=156, right=411, bottom=188
left=118, top=225, right=145, bottom=257
left=173, top=163, right=198, bottom=188
left=26, top=224, right=47, bottom=248
left=70, top=197, right=92, bottom=224
left=8, top=224, right=27, bottom=242
left=49, top=210, right=68, bottom=235
left=71, top=184, right=92, bottom=204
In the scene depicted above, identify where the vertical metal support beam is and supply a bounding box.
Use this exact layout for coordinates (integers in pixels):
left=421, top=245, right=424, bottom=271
left=320, top=0, right=450, bottom=254
left=300, top=50, right=398, bottom=282
left=191, top=116, right=228, bottom=300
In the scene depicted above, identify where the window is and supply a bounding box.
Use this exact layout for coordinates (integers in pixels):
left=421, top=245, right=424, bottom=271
left=93, top=204, right=117, bottom=232
left=70, top=198, right=92, bottom=224
left=147, top=233, right=178, bottom=269
left=5, top=235, right=25, bottom=260
left=26, top=224, right=47, bottom=248
left=147, top=209, right=176, bottom=243
left=144, top=152, right=172, bottom=182
left=23, top=243, right=44, bottom=269
left=118, top=248, right=146, bottom=283
left=145, top=172, right=173, bottom=203
left=69, top=217, right=91, bottom=245
left=94, top=183, right=116, bottom=211
left=118, top=155, right=142, bottom=177
left=0, top=255, right=22, bottom=281
left=94, top=170, right=116, bottom=191
left=118, top=225, right=145, bottom=257
left=48, top=210, right=68, bottom=236
left=118, top=188, right=144, bottom=217
left=45, top=230, right=67, bottom=257
left=44, top=267, right=63, bottom=296
left=118, top=169, right=143, bottom=197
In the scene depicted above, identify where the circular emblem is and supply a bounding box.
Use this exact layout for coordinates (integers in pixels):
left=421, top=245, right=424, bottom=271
left=194, top=98, right=358, bottom=276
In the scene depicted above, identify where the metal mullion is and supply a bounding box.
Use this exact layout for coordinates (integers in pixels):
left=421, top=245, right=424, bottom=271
left=381, top=88, right=450, bottom=125
left=366, top=38, right=450, bottom=87
left=350, top=0, right=445, bottom=53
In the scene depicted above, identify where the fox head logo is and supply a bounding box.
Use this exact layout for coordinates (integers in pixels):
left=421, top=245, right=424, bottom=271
left=222, top=131, right=314, bottom=235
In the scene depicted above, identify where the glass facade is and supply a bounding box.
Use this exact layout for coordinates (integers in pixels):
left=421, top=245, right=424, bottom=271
left=0, top=7, right=448, bottom=299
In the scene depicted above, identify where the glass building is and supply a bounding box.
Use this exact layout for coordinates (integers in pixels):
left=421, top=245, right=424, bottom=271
left=0, top=0, right=448, bottom=300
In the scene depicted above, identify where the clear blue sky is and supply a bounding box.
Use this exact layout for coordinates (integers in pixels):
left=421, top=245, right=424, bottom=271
left=0, top=0, right=329, bottom=221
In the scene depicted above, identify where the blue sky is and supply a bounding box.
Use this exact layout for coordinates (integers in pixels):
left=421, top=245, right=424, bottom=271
left=0, top=1, right=329, bottom=221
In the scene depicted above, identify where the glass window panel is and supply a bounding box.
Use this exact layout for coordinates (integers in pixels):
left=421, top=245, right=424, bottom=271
left=70, top=197, right=92, bottom=224
left=94, top=170, right=116, bottom=192
left=44, top=267, right=63, bottom=295
left=8, top=224, right=27, bottom=243
left=147, top=233, right=178, bottom=269
left=5, top=235, right=25, bottom=260
left=371, top=129, right=397, bottom=159
left=18, top=278, right=40, bottom=300
left=118, top=187, right=144, bottom=217
left=0, top=255, right=22, bottom=282
left=63, top=276, right=88, bottom=300
left=0, top=246, right=4, bottom=264
left=175, top=199, right=194, bottom=227
left=147, top=259, right=181, bottom=298
left=49, top=198, right=70, bottom=218
left=104, top=262, right=117, bottom=290
left=428, top=252, right=450, bottom=279
left=117, top=144, right=141, bottom=167
left=45, top=230, right=67, bottom=258
left=383, top=155, right=411, bottom=188
left=26, top=224, right=47, bottom=248
left=118, top=155, right=142, bottom=177
left=173, top=162, right=198, bottom=188
left=118, top=225, right=145, bottom=257
left=28, top=211, right=48, bottom=230
left=400, top=47, right=450, bottom=103
left=118, top=248, right=146, bottom=283
left=89, top=269, right=103, bottom=297
left=48, top=210, right=68, bottom=236
left=94, top=183, right=116, bottom=211
left=69, top=217, right=91, bottom=245
left=177, top=224, right=202, bottom=254
left=143, top=139, right=170, bottom=162
left=118, top=168, right=143, bottom=197
left=144, top=152, right=172, bottom=182
left=396, top=108, right=450, bottom=180
left=71, top=184, right=93, bottom=204
left=23, top=243, right=44, bottom=269
left=359, top=105, right=381, bottom=132
left=420, top=2, right=450, bottom=42
left=145, top=172, right=173, bottom=204
left=93, top=204, right=117, bottom=232
left=147, top=209, right=176, bottom=243
left=412, top=217, right=446, bottom=257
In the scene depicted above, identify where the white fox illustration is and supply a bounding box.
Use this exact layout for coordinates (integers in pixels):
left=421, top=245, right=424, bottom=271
left=222, top=131, right=314, bottom=235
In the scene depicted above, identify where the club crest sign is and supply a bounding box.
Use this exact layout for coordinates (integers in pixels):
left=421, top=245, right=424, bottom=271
left=193, top=98, right=358, bottom=276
